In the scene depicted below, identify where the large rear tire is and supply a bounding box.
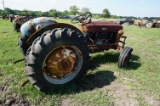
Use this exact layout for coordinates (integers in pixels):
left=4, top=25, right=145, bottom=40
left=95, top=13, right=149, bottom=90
left=18, top=31, right=49, bottom=56
left=118, top=46, right=133, bottom=68
left=18, top=35, right=28, bottom=55
left=25, top=28, right=89, bottom=91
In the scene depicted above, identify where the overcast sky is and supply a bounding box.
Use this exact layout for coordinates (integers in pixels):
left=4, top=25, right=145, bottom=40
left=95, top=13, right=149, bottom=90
left=0, top=0, right=159, bottom=17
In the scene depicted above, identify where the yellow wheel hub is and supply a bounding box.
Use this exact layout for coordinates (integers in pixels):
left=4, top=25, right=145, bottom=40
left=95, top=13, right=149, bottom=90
left=44, top=47, right=77, bottom=78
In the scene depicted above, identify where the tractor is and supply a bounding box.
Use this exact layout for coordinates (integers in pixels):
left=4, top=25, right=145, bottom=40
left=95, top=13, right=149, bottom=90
left=18, top=12, right=133, bottom=91
left=13, top=11, right=34, bottom=32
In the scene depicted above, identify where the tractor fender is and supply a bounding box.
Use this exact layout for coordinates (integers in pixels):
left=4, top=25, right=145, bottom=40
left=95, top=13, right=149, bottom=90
left=27, top=23, right=84, bottom=46
left=20, top=17, right=57, bottom=38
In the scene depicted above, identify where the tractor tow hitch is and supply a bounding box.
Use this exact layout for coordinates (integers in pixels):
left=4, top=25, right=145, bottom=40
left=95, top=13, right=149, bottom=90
left=13, top=58, right=25, bottom=64
left=21, top=80, right=29, bottom=87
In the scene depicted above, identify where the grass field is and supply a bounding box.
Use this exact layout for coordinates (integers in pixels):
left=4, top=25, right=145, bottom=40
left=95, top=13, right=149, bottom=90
left=0, top=18, right=160, bottom=106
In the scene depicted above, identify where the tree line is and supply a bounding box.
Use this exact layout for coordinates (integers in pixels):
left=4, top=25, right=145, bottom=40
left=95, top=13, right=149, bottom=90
left=0, top=5, right=111, bottom=18
left=0, top=5, right=160, bottom=20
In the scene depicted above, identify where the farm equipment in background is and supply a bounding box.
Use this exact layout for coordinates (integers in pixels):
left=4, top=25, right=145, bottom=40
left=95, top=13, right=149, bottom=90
left=116, top=18, right=134, bottom=25
left=146, top=20, right=160, bottom=28
left=17, top=12, right=133, bottom=91
left=134, top=19, right=160, bottom=28
left=13, top=11, right=34, bottom=32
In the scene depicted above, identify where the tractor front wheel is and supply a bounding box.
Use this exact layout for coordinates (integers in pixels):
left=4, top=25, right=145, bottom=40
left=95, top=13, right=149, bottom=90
left=118, top=46, right=133, bottom=68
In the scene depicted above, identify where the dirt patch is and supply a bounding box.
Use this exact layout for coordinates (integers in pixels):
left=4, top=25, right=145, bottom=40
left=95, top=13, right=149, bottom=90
left=103, top=82, right=138, bottom=106
left=142, top=93, right=160, bottom=106
left=100, top=72, right=160, bottom=106
left=0, top=75, right=29, bottom=106
left=0, top=84, right=8, bottom=92
left=0, top=76, right=13, bottom=93
left=155, top=40, right=160, bottom=45
left=1, top=97, right=30, bottom=106
left=154, top=54, right=160, bottom=60
left=100, top=72, right=138, bottom=106
left=0, top=87, right=30, bottom=106
left=0, top=72, right=3, bottom=76
left=61, top=98, right=73, bottom=106
left=0, top=91, right=29, bottom=106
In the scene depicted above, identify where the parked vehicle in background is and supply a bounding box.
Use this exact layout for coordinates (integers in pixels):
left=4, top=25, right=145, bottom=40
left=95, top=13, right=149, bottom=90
left=9, top=14, right=15, bottom=22
left=134, top=19, right=160, bottom=28
left=63, top=15, right=70, bottom=19
left=116, top=18, right=134, bottom=25
left=134, top=20, right=147, bottom=27
left=146, top=20, right=160, bottom=28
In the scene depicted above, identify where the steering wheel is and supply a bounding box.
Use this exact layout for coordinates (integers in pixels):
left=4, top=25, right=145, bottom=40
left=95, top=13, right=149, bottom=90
left=71, top=12, right=92, bottom=24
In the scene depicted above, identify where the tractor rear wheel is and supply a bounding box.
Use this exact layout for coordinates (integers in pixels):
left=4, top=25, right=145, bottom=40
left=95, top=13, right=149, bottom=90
left=25, top=28, right=89, bottom=91
left=118, top=46, right=133, bottom=68
left=18, top=31, right=49, bottom=56
left=18, top=35, right=28, bottom=55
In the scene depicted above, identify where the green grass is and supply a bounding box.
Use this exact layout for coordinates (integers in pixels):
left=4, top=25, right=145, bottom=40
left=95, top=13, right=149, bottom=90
left=0, top=18, right=160, bottom=106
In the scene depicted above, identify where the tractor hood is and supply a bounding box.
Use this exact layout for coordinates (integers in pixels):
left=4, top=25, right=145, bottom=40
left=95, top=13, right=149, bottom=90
left=20, top=17, right=57, bottom=37
left=80, top=21, right=123, bottom=33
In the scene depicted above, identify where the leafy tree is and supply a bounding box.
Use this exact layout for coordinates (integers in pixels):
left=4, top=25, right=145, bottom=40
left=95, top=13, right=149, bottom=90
left=36, top=11, right=43, bottom=16
left=143, top=17, right=148, bottom=20
left=0, top=9, right=6, bottom=15
left=111, top=15, right=118, bottom=19
left=81, top=7, right=90, bottom=13
left=49, top=9, right=57, bottom=17
left=56, top=11, right=62, bottom=17
left=79, top=7, right=90, bottom=15
left=4, top=7, right=16, bottom=14
left=69, top=5, right=79, bottom=15
left=30, top=11, right=37, bottom=16
left=63, top=10, right=69, bottom=15
left=41, top=12, right=49, bottom=17
left=102, top=8, right=110, bottom=18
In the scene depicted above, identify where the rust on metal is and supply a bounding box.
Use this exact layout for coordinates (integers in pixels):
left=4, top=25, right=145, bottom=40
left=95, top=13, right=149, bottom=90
left=116, top=29, right=124, bottom=44
left=44, top=47, right=76, bottom=78
left=27, top=23, right=83, bottom=46
left=80, top=21, right=123, bottom=33
left=40, top=17, right=48, bottom=23
left=20, top=17, right=57, bottom=39
left=88, top=44, right=118, bottom=53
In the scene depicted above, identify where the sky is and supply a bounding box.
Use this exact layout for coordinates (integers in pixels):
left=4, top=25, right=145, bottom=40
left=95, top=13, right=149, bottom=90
left=0, top=0, right=160, bottom=17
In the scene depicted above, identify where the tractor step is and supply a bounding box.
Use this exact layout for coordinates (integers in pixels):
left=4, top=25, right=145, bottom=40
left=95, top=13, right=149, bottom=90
left=119, top=35, right=127, bottom=49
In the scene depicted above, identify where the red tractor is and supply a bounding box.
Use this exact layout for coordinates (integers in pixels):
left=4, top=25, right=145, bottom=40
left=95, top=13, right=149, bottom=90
left=18, top=12, right=133, bottom=91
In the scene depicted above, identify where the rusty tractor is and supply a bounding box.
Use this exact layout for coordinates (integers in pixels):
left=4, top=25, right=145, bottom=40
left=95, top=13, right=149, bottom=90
left=146, top=20, right=160, bottom=28
left=18, top=12, right=133, bottom=91
left=134, top=19, right=160, bottom=28
left=13, top=11, right=34, bottom=32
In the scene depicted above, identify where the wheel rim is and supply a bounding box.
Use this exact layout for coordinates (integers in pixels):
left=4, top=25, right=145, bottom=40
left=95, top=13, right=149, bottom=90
left=124, top=52, right=131, bottom=66
left=42, top=45, right=83, bottom=84
left=147, top=23, right=152, bottom=28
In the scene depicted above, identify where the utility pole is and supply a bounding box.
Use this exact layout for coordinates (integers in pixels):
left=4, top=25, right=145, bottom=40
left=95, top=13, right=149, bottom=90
left=2, top=0, right=5, bottom=10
